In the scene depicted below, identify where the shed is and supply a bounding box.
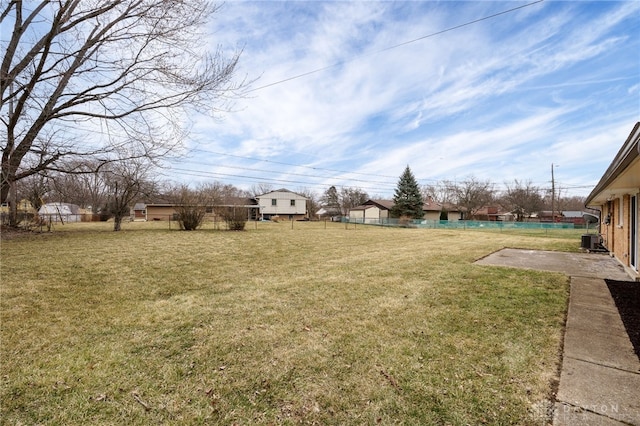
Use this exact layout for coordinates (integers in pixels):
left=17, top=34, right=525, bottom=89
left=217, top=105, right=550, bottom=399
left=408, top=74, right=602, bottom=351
left=39, top=203, right=81, bottom=223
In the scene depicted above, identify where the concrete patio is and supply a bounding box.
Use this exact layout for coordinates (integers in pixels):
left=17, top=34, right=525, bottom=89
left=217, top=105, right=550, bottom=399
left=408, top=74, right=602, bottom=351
left=476, top=249, right=639, bottom=425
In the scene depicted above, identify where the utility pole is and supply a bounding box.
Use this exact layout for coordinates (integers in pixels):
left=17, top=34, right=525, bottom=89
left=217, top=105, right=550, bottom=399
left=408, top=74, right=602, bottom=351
left=551, top=163, right=556, bottom=223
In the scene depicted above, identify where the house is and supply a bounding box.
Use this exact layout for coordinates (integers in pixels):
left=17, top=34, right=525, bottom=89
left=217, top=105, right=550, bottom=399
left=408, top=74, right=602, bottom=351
left=132, top=203, right=147, bottom=221
left=423, top=198, right=462, bottom=221
left=561, top=211, right=588, bottom=226
left=349, top=198, right=462, bottom=223
left=585, top=122, right=640, bottom=281
left=216, top=197, right=261, bottom=221
left=316, top=207, right=342, bottom=221
left=144, top=202, right=177, bottom=221
left=538, top=211, right=562, bottom=223
left=254, top=189, right=308, bottom=221
left=141, top=198, right=259, bottom=222
left=473, top=206, right=515, bottom=222
left=349, top=199, right=394, bottom=223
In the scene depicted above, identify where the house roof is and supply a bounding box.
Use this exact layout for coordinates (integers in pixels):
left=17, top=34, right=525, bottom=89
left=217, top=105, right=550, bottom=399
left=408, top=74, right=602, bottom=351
left=562, top=210, right=586, bottom=218
left=256, top=188, right=308, bottom=199
left=585, top=122, right=640, bottom=206
left=38, top=202, right=80, bottom=215
left=351, top=198, right=461, bottom=213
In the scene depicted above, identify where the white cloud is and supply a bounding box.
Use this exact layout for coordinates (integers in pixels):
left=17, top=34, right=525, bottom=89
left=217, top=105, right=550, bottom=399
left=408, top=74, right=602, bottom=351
left=175, top=1, right=640, bottom=197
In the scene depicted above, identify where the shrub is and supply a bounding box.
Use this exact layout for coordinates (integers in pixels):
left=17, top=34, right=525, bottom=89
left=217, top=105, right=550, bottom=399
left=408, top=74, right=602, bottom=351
left=219, top=206, right=247, bottom=231
left=176, top=205, right=207, bottom=231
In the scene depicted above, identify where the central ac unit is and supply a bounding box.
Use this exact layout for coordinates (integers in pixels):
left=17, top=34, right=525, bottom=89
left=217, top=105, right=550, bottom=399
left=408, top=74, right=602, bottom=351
left=581, top=234, right=601, bottom=250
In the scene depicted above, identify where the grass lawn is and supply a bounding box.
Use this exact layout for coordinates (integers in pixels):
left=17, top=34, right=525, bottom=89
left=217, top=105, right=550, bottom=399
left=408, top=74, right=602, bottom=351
left=0, top=221, right=579, bottom=425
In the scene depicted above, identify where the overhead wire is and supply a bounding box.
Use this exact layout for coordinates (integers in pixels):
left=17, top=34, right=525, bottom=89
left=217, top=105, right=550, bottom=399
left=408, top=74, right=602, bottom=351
left=246, top=0, right=545, bottom=93
left=162, top=0, right=592, bottom=197
left=166, top=0, right=554, bottom=193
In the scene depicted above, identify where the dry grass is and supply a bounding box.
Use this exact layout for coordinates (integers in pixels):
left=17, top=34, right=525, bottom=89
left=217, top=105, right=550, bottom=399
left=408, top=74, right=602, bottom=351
left=0, top=221, right=576, bottom=424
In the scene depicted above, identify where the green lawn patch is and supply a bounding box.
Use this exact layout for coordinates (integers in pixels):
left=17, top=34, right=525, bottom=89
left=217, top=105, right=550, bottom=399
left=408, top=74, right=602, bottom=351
left=1, top=221, right=573, bottom=424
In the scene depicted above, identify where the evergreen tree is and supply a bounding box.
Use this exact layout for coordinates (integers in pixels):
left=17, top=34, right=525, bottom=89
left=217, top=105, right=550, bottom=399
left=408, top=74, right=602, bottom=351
left=391, top=166, right=424, bottom=219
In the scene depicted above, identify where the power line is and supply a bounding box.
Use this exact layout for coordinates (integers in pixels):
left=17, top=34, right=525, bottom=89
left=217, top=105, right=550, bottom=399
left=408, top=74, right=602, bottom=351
left=178, top=147, right=407, bottom=180
left=247, top=0, right=545, bottom=93
left=166, top=158, right=399, bottom=187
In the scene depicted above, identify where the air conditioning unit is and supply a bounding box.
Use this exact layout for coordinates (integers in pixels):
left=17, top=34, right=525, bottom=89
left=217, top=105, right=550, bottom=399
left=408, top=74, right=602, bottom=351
left=581, top=234, right=601, bottom=250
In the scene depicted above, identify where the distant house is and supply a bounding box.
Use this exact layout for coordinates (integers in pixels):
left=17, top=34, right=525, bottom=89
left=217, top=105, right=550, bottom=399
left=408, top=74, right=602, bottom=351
left=216, top=197, right=260, bottom=221
left=561, top=211, right=588, bottom=226
left=316, top=207, right=342, bottom=221
left=538, top=211, right=560, bottom=223
left=140, top=198, right=258, bottom=222
left=349, top=199, right=394, bottom=223
left=254, top=188, right=308, bottom=221
left=423, top=198, right=462, bottom=221
left=473, top=206, right=515, bottom=222
left=144, top=202, right=177, bottom=221
left=585, top=121, right=639, bottom=281
left=132, top=203, right=147, bottom=221
left=349, top=198, right=462, bottom=223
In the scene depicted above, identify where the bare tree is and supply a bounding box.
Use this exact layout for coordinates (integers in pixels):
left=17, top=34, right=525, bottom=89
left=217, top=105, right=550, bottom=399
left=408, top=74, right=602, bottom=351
left=339, top=187, right=368, bottom=216
left=500, top=179, right=543, bottom=221
left=452, top=176, right=495, bottom=219
left=250, top=183, right=274, bottom=198
left=422, top=180, right=457, bottom=205
left=16, top=173, right=50, bottom=211
left=1, top=1, right=246, bottom=225
left=49, top=161, right=110, bottom=212
left=297, top=187, right=318, bottom=220
left=103, top=160, right=155, bottom=231
left=557, top=195, right=587, bottom=211
left=201, top=181, right=247, bottom=205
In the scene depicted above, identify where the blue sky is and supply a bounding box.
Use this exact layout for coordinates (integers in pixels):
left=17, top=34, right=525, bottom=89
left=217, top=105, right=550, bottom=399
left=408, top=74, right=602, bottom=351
left=167, top=1, right=640, bottom=198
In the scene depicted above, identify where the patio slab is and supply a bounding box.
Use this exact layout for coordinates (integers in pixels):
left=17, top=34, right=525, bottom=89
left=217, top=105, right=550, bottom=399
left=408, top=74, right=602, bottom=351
left=475, top=248, right=640, bottom=425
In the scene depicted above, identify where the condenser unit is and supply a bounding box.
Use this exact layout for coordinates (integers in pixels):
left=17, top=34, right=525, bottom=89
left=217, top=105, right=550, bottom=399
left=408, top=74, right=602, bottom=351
left=581, top=234, right=601, bottom=250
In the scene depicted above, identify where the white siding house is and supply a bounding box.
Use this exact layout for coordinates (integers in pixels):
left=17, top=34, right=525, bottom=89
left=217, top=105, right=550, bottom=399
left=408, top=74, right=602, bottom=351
left=256, top=189, right=308, bottom=220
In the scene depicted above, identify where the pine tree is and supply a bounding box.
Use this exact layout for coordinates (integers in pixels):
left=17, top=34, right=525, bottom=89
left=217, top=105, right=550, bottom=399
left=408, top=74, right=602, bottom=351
left=391, top=166, right=424, bottom=219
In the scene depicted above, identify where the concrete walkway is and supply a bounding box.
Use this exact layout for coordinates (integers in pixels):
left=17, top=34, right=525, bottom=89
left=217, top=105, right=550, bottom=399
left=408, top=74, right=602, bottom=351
left=476, top=249, right=640, bottom=425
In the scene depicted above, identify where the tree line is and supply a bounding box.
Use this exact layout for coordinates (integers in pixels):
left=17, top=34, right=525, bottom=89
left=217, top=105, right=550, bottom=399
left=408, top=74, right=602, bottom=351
left=8, top=161, right=587, bottom=231
left=1, top=2, right=587, bottom=231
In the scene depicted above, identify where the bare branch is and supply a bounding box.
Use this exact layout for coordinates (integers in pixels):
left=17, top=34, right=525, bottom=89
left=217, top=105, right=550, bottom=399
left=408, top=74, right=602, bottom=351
left=1, top=0, right=248, bottom=210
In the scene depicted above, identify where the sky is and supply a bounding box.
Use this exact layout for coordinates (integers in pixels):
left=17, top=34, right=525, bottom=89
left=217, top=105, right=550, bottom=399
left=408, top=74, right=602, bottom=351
left=164, top=0, right=640, bottom=199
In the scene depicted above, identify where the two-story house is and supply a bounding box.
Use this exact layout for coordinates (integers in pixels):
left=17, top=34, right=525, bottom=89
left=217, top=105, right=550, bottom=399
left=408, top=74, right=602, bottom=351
left=255, top=189, right=308, bottom=221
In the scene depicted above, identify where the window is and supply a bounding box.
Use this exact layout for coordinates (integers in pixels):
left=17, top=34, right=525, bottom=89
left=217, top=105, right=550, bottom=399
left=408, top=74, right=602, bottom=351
left=271, top=199, right=277, bottom=206
left=618, top=196, right=624, bottom=226
left=290, top=199, right=296, bottom=207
